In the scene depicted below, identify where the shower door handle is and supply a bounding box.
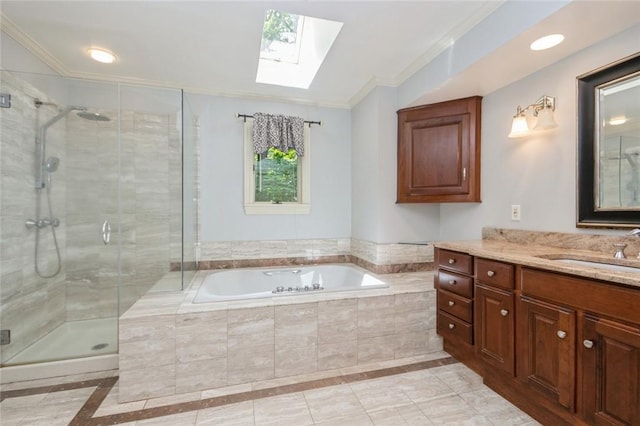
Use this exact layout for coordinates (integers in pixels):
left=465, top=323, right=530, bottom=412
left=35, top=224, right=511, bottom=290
left=101, top=220, right=111, bottom=245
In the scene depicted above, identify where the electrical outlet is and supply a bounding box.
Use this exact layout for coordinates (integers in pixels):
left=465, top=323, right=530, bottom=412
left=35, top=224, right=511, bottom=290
left=511, top=205, right=521, bottom=221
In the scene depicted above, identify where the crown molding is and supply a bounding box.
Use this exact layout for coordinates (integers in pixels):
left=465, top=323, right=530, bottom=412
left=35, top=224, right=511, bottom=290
left=0, top=12, right=69, bottom=76
left=394, top=0, right=505, bottom=86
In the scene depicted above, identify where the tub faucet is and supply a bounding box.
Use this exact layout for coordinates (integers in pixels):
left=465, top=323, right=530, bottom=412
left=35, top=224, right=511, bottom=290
left=626, top=228, right=640, bottom=259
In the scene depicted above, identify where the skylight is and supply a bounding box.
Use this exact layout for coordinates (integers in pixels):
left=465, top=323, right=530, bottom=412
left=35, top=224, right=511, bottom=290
left=256, top=10, right=343, bottom=89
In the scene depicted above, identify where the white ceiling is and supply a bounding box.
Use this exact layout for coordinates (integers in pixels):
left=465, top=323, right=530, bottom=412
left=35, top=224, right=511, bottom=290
left=1, top=1, right=639, bottom=109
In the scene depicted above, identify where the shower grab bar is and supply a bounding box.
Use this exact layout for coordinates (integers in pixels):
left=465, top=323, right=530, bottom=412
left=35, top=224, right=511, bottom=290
left=101, top=220, right=111, bottom=245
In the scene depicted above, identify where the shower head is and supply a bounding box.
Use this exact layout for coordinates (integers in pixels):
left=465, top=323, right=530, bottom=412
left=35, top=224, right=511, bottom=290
left=44, top=157, right=59, bottom=173
left=77, top=111, right=110, bottom=122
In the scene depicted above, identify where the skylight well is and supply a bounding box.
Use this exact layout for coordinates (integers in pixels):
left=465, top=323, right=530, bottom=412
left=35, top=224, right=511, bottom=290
left=256, top=10, right=343, bottom=89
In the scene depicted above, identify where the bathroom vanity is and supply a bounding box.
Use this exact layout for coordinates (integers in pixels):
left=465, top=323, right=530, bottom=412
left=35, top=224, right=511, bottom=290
left=434, top=240, right=640, bottom=426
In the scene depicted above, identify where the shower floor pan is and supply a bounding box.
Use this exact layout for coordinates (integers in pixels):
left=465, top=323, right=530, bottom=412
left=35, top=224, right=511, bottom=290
left=4, top=317, right=117, bottom=366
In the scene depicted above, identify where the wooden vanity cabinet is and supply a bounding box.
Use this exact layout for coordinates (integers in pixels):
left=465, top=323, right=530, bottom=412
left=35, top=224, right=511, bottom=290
left=474, top=258, right=515, bottom=376
left=435, top=250, right=640, bottom=426
left=397, top=96, right=481, bottom=203
left=517, top=295, right=577, bottom=412
left=435, top=249, right=475, bottom=363
left=582, top=315, right=640, bottom=425
left=519, top=267, right=640, bottom=425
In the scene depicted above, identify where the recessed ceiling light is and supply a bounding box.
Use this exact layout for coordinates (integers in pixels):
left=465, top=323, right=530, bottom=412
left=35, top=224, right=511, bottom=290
left=530, top=34, right=565, bottom=51
left=88, top=48, right=116, bottom=64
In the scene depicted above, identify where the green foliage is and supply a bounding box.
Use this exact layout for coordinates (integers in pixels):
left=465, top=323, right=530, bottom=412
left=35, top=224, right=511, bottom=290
left=254, top=147, right=298, bottom=203
left=262, top=10, right=298, bottom=43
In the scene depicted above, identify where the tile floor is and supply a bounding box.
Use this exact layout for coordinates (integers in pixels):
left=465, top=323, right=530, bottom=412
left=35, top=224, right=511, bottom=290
left=0, top=353, right=541, bottom=425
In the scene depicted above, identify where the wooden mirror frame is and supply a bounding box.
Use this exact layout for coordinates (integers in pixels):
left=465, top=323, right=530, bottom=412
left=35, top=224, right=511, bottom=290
left=577, top=53, right=640, bottom=228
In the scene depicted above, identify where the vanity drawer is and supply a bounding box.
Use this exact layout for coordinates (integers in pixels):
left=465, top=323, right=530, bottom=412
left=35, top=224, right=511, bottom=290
left=437, top=310, right=473, bottom=344
left=438, top=289, right=473, bottom=323
left=437, top=249, right=473, bottom=275
left=437, top=271, right=473, bottom=298
left=476, top=258, right=515, bottom=290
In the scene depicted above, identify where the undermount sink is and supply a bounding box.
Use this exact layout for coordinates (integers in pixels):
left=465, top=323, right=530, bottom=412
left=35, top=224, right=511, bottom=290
left=551, top=258, right=640, bottom=274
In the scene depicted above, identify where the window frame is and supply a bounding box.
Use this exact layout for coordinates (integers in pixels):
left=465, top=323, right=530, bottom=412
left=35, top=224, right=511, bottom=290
left=243, top=121, right=310, bottom=214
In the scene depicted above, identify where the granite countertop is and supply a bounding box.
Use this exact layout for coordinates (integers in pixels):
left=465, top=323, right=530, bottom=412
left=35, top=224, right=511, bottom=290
left=433, top=240, right=640, bottom=289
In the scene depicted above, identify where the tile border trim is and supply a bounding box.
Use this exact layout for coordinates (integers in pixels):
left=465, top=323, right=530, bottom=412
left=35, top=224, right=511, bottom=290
left=4, top=356, right=458, bottom=425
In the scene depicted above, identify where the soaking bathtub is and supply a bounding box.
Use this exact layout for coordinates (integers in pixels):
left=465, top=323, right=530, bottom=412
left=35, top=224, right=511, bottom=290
left=193, top=264, right=388, bottom=303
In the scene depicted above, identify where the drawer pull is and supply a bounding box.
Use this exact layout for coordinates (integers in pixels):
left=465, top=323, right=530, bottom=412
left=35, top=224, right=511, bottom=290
left=583, top=340, right=594, bottom=349
left=448, top=323, right=455, bottom=330
left=448, top=258, right=456, bottom=264
left=487, top=270, right=495, bottom=277
left=448, top=280, right=456, bottom=285
left=448, top=300, right=455, bottom=307
left=557, top=330, right=567, bottom=339
left=500, top=309, right=509, bottom=317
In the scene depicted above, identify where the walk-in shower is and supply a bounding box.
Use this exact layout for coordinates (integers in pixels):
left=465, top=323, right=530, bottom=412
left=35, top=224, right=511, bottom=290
left=26, top=100, right=111, bottom=278
left=0, top=69, right=194, bottom=384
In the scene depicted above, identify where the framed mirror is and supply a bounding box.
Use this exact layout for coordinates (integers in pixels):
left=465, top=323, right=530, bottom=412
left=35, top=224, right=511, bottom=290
left=577, top=53, right=640, bottom=228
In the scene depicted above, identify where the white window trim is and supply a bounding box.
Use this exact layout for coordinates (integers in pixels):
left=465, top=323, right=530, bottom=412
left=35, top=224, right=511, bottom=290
left=244, top=121, right=310, bottom=215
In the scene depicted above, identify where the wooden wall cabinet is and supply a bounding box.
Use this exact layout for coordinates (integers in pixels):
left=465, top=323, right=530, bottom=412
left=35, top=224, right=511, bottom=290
left=397, top=96, right=481, bottom=203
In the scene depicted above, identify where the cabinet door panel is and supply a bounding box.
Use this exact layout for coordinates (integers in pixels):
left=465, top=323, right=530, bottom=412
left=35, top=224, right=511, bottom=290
left=407, top=116, right=468, bottom=194
left=396, top=96, right=481, bottom=203
left=475, top=284, right=514, bottom=375
left=583, top=316, right=640, bottom=425
left=517, top=296, right=576, bottom=411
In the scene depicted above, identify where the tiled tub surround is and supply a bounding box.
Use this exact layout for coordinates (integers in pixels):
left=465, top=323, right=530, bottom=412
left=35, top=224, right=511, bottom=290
left=190, top=238, right=435, bottom=274
left=118, top=269, right=441, bottom=402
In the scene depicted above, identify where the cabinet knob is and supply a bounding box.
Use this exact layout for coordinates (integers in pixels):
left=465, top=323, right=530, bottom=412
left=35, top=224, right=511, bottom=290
left=557, top=330, right=567, bottom=339
left=500, top=309, right=509, bottom=317
left=448, top=323, right=455, bottom=330
left=448, top=258, right=456, bottom=264
left=487, top=270, right=495, bottom=277
left=583, top=340, right=594, bottom=349
left=448, top=280, right=456, bottom=285
left=448, top=300, right=455, bottom=307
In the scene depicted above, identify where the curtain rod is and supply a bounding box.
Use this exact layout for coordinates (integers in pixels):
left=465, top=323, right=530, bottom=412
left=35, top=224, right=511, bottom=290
left=236, top=113, right=321, bottom=127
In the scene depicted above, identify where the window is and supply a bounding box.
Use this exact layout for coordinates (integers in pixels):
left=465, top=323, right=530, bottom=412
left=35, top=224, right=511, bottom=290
left=244, top=121, right=310, bottom=214
left=256, top=9, right=343, bottom=89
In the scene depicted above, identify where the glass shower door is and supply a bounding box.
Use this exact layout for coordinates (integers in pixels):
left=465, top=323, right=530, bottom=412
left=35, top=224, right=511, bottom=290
left=0, top=72, right=120, bottom=366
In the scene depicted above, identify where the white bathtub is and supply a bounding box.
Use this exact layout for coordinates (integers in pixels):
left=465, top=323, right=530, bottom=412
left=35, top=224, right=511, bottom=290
left=193, top=264, right=388, bottom=303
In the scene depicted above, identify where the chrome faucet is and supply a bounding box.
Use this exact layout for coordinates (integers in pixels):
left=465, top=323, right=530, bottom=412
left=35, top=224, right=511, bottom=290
left=627, top=228, right=640, bottom=237
left=626, top=228, right=640, bottom=260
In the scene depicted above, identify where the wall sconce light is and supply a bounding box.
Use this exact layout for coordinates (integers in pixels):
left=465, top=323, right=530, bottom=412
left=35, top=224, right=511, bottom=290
left=508, top=95, right=557, bottom=138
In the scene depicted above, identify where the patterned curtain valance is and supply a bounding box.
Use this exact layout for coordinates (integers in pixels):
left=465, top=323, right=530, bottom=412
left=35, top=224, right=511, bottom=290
left=252, top=112, right=305, bottom=157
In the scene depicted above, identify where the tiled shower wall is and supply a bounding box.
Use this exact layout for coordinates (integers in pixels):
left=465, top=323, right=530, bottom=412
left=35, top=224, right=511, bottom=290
left=0, top=70, right=182, bottom=362
left=0, top=71, right=67, bottom=363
